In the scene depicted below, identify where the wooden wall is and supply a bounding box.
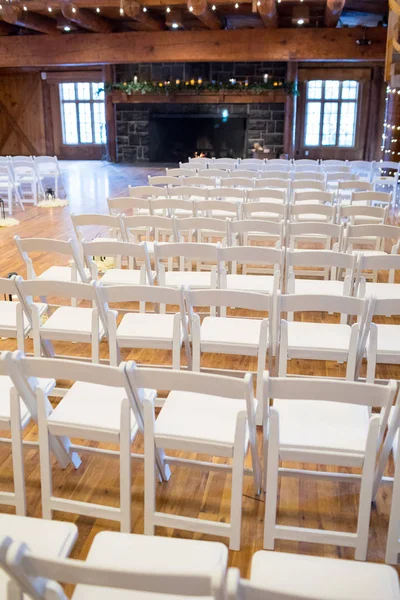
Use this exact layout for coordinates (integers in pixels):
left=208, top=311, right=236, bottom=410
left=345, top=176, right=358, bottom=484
left=0, top=72, right=46, bottom=156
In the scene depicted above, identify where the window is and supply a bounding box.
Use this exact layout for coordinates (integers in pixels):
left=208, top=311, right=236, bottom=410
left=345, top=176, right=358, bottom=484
left=59, top=82, right=107, bottom=145
left=304, top=80, right=359, bottom=148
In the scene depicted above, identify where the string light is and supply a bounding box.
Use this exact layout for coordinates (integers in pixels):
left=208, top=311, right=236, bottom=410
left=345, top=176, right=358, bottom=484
left=119, top=7, right=124, bottom=14
left=297, top=18, right=304, bottom=24
left=211, top=4, right=216, bottom=8
left=71, top=6, right=76, bottom=12
left=64, top=25, right=71, bottom=31
left=189, top=5, right=193, bottom=10
left=171, top=21, right=178, bottom=27
left=142, top=6, right=147, bottom=10
left=47, top=6, right=52, bottom=11
left=234, top=2, right=239, bottom=7
left=96, top=7, right=100, bottom=12
left=166, top=6, right=171, bottom=12
left=23, top=5, right=27, bottom=9
left=256, top=1, right=261, bottom=5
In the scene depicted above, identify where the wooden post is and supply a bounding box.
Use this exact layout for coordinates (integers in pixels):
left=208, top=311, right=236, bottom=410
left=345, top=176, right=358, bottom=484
left=365, top=66, right=385, bottom=162
left=380, top=85, right=400, bottom=164
left=41, top=75, right=55, bottom=156
left=283, top=61, right=297, bottom=159
left=104, top=65, right=117, bottom=162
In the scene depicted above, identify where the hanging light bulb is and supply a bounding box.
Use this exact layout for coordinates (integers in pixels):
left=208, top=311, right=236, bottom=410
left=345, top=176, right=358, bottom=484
left=96, top=7, right=100, bottom=12
left=47, top=6, right=52, bottom=11
left=211, top=3, right=216, bottom=8
left=166, top=6, right=171, bottom=12
left=120, top=7, right=124, bottom=14
left=143, top=6, right=147, bottom=10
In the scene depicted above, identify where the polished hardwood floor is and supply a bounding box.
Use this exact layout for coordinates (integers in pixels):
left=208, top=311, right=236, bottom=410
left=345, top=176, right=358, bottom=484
left=0, top=160, right=399, bottom=587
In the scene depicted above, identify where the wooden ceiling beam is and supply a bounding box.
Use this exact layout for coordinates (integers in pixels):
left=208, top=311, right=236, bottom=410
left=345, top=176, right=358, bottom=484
left=324, top=0, right=346, bottom=27
left=257, top=0, right=278, bottom=27
left=122, top=0, right=165, bottom=31
left=0, top=6, right=62, bottom=34
left=61, top=3, right=115, bottom=32
left=10, top=0, right=326, bottom=7
left=0, top=27, right=386, bottom=68
left=188, top=0, right=221, bottom=30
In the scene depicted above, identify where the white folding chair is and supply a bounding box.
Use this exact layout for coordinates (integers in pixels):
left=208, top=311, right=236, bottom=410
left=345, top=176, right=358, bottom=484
left=168, top=185, right=209, bottom=202
left=355, top=253, right=400, bottom=300
left=11, top=157, right=39, bottom=205
left=14, top=236, right=90, bottom=286
left=373, top=161, right=399, bottom=206
left=128, top=366, right=260, bottom=550
left=292, top=190, right=334, bottom=205
left=256, top=178, right=291, bottom=195
left=175, top=216, right=227, bottom=245
left=15, top=278, right=106, bottom=363
left=0, top=513, right=77, bottom=600
left=148, top=175, right=182, bottom=187
left=247, top=188, right=287, bottom=204
left=290, top=180, right=325, bottom=197
left=337, top=180, right=373, bottom=205
left=150, top=197, right=195, bottom=218
left=255, top=170, right=290, bottom=181
left=0, top=530, right=227, bottom=600
left=276, top=292, right=370, bottom=379
left=343, top=224, right=400, bottom=265
left=107, top=196, right=150, bottom=217
left=294, top=159, right=320, bottom=166
left=221, top=177, right=255, bottom=189
left=242, top=201, right=287, bottom=222
left=195, top=199, right=241, bottom=220
left=351, top=190, right=392, bottom=209
left=128, top=185, right=167, bottom=199
left=326, top=172, right=357, bottom=191
left=289, top=203, right=336, bottom=223
left=225, top=549, right=400, bottom=599
left=214, top=157, right=238, bottom=167
left=265, top=159, right=291, bottom=171
left=71, top=213, right=124, bottom=246
left=365, top=297, right=400, bottom=383
left=285, top=249, right=356, bottom=297
left=207, top=187, right=246, bottom=203
left=82, top=239, right=154, bottom=286
left=338, top=204, right=388, bottom=226
left=263, top=374, right=397, bottom=560
left=12, top=355, right=146, bottom=532
left=199, top=168, right=228, bottom=178
left=240, top=158, right=264, bottom=168
left=228, top=219, right=284, bottom=249
left=96, top=283, right=190, bottom=370
left=183, top=175, right=217, bottom=188
left=179, top=162, right=198, bottom=170
left=286, top=221, right=343, bottom=251
left=349, top=160, right=375, bottom=182
left=292, top=169, right=324, bottom=178
left=34, top=155, right=62, bottom=199
left=154, top=242, right=219, bottom=289
left=186, top=288, right=272, bottom=422
left=122, top=214, right=178, bottom=254
left=386, top=437, right=400, bottom=564
left=228, top=169, right=258, bottom=179
left=218, top=245, right=283, bottom=292
left=322, top=159, right=349, bottom=168
left=166, top=167, right=194, bottom=177
left=0, top=165, right=23, bottom=215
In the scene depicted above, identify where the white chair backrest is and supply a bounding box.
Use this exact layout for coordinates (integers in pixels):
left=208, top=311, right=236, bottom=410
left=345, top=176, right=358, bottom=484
left=199, top=169, right=229, bottom=177
left=71, top=213, right=123, bottom=244
left=107, top=197, right=150, bottom=216
left=242, top=201, right=286, bottom=220
left=195, top=199, right=240, bottom=218
left=82, top=239, right=153, bottom=281
left=294, top=159, right=319, bottom=166
left=228, top=219, right=284, bottom=245
left=345, top=223, right=400, bottom=250
left=291, top=180, right=325, bottom=192
left=240, top=158, right=264, bottom=167
left=167, top=168, right=193, bottom=177
left=289, top=203, right=336, bottom=222
left=293, top=165, right=322, bottom=174
left=292, top=172, right=325, bottom=182
left=356, top=252, right=400, bottom=286
left=293, top=190, right=333, bottom=205
left=228, top=170, right=258, bottom=179
left=286, top=221, right=343, bottom=248
left=247, top=188, right=286, bottom=203
left=33, top=156, right=60, bottom=175
left=188, top=157, right=210, bottom=166
left=16, top=278, right=97, bottom=307
left=263, top=163, right=291, bottom=173
left=183, top=176, right=217, bottom=187
left=179, top=162, right=198, bottom=170
left=256, top=179, right=290, bottom=192
left=148, top=176, right=182, bottom=187
left=122, top=215, right=177, bottom=243
left=218, top=245, right=283, bottom=271
left=326, top=172, right=357, bottom=183
left=128, top=186, right=166, bottom=198
left=322, top=160, right=348, bottom=167
left=154, top=241, right=219, bottom=265
left=337, top=180, right=373, bottom=192
left=221, top=177, right=254, bottom=189
left=236, top=164, right=261, bottom=173
left=205, top=186, right=247, bottom=201
left=186, top=288, right=272, bottom=317
left=97, top=282, right=184, bottom=316
left=214, top=158, right=237, bottom=166
left=286, top=248, right=356, bottom=274
left=257, top=171, right=289, bottom=181
left=323, top=165, right=350, bottom=174
left=169, top=186, right=209, bottom=200
left=278, top=291, right=367, bottom=320
left=377, top=161, right=400, bottom=173
left=175, top=216, right=227, bottom=236
left=338, top=204, right=387, bottom=224
left=150, top=198, right=195, bottom=217
left=351, top=191, right=392, bottom=206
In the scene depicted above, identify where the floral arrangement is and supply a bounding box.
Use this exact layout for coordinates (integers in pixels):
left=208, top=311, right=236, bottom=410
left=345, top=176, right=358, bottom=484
left=102, top=78, right=298, bottom=96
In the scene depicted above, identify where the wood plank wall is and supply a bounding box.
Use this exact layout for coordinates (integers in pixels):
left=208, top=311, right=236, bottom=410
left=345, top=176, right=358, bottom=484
left=0, top=72, right=46, bottom=156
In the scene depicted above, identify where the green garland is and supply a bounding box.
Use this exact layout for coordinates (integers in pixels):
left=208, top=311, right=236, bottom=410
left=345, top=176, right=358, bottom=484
left=103, top=79, right=298, bottom=96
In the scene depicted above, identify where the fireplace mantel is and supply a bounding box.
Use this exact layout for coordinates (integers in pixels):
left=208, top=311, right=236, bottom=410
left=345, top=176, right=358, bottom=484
left=111, top=90, right=287, bottom=104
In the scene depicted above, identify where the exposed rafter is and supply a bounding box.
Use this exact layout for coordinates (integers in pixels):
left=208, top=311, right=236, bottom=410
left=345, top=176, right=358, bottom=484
left=257, top=0, right=278, bottom=28
left=324, top=0, right=346, bottom=27
left=61, top=3, right=115, bottom=32
left=188, top=0, right=221, bottom=30
left=122, top=0, right=165, bottom=31
left=0, top=6, right=61, bottom=34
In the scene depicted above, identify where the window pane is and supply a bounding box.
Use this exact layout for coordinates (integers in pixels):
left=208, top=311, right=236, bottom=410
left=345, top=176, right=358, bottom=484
left=341, top=80, right=358, bottom=100
left=92, top=82, right=105, bottom=100
left=62, top=103, right=78, bottom=144
left=78, top=103, right=93, bottom=143
left=77, top=82, right=91, bottom=100
left=322, top=102, right=338, bottom=145
left=324, top=81, right=340, bottom=100
left=60, top=83, right=75, bottom=101
left=338, top=102, right=357, bottom=147
left=93, top=102, right=107, bottom=144
left=307, top=81, right=322, bottom=100
left=304, top=101, right=321, bottom=146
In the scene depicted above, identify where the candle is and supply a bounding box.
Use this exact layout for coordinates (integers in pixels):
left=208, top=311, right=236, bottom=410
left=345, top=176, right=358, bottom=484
left=263, top=73, right=268, bottom=83
left=176, top=79, right=181, bottom=85
left=133, top=75, right=138, bottom=84
left=198, top=77, right=203, bottom=85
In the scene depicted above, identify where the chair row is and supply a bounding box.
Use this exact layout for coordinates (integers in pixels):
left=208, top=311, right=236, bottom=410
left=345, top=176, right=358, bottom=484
left=0, top=155, right=61, bottom=214
left=2, top=513, right=399, bottom=599
left=1, top=352, right=400, bottom=561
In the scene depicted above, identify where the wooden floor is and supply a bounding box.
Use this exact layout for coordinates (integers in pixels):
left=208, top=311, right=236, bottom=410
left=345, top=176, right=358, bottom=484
left=1, top=160, right=399, bottom=587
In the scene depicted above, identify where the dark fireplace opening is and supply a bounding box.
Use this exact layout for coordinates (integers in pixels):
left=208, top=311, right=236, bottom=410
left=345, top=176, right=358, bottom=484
left=149, top=114, right=247, bottom=163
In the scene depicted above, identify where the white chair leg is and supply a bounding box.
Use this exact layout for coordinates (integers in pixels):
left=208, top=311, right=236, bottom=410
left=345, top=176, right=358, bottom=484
left=355, top=416, right=380, bottom=561
left=229, top=412, right=247, bottom=551
left=16, top=304, right=25, bottom=353
left=37, top=388, right=53, bottom=520
left=263, top=408, right=280, bottom=550
left=10, top=389, right=26, bottom=516
left=143, top=399, right=156, bottom=536
left=386, top=447, right=400, bottom=564
left=119, top=398, right=132, bottom=533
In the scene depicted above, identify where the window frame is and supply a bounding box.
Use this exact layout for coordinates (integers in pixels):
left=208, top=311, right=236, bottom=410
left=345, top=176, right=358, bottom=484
left=304, top=80, right=359, bottom=149
left=59, top=82, right=106, bottom=146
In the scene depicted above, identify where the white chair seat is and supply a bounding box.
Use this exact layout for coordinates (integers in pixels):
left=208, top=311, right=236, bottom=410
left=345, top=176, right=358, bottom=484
left=371, top=324, right=400, bottom=357
left=0, top=375, right=30, bottom=427
left=200, top=316, right=262, bottom=354
left=100, top=269, right=145, bottom=286
left=273, top=398, right=369, bottom=456
left=47, top=381, right=140, bottom=442
left=117, top=313, right=183, bottom=348
left=296, top=214, right=330, bottom=222
left=164, top=271, right=213, bottom=289
left=364, top=282, right=400, bottom=299
left=37, top=265, right=90, bottom=282
left=154, top=390, right=253, bottom=455
left=0, top=514, right=78, bottom=600
left=0, top=301, right=47, bottom=334
left=42, top=307, right=105, bottom=338
left=250, top=551, right=400, bottom=600
left=225, top=274, right=275, bottom=293
left=292, top=279, right=346, bottom=295
left=351, top=250, right=387, bottom=257
left=72, top=531, right=228, bottom=600
left=287, top=321, right=351, bottom=355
